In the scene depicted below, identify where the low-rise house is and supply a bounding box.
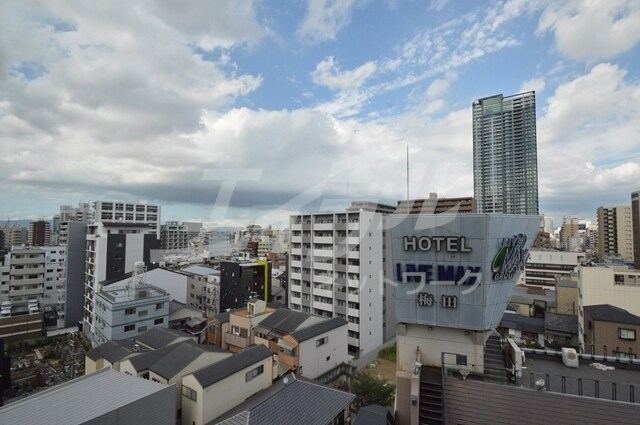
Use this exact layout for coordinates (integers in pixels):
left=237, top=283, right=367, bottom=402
left=585, top=304, right=640, bottom=358
left=544, top=312, right=580, bottom=351
left=213, top=372, right=354, bottom=425
left=84, top=339, right=136, bottom=374
left=207, top=311, right=231, bottom=349
left=135, top=325, right=192, bottom=349
left=181, top=344, right=275, bottom=425
left=224, top=299, right=274, bottom=352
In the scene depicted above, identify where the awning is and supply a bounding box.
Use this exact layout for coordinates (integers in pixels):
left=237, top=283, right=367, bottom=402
left=277, top=339, right=296, bottom=351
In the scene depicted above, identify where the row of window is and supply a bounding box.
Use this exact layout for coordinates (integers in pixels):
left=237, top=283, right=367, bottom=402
left=123, top=318, right=164, bottom=332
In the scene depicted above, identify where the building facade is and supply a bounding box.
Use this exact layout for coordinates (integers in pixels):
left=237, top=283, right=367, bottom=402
left=523, top=250, right=585, bottom=288
left=83, top=222, right=160, bottom=339
left=94, top=201, right=161, bottom=238
left=395, top=193, right=476, bottom=215
left=597, top=205, right=634, bottom=262
left=160, top=221, right=202, bottom=250
left=27, top=220, right=51, bottom=247
left=633, top=191, right=640, bottom=270
left=289, top=207, right=387, bottom=357
left=219, top=260, right=271, bottom=311
left=472, top=92, right=539, bottom=215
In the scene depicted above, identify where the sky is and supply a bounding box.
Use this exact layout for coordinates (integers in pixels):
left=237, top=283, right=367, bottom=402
left=1, top=0, right=639, bottom=229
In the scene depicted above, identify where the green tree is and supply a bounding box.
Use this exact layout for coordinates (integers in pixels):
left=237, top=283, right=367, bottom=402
left=351, top=372, right=395, bottom=409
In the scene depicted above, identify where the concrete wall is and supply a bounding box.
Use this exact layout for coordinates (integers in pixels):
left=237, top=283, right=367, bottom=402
left=181, top=355, right=273, bottom=425
left=144, top=269, right=188, bottom=304
left=64, top=222, right=88, bottom=328
left=443, top=375, right=640, bottom=425
left=581, top=267, right=640, bottom=317
left=298, top=323, right=349, bottom=379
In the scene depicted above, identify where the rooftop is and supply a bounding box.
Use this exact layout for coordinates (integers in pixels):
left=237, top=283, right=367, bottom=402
left=0, top=368, right=172, bottom=425
left=584, top=304, right=640, bottom=326
left=192, top=344, right=273, bottom=388
left=212, top=373, right=354, bottom=425
left=135, top=326, right=191, bottom=349
left=182, top=264, right=219, bottom=277
left=253, top=309, right=316, bottom=335
left=289, top=317, right=348, bottom=343
left=98, top=283, right=167, bottom=304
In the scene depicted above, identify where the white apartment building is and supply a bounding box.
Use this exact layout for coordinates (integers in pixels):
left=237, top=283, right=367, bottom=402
left=289, top=205, right=387, bottom=357
left=94, top=201, right=161, bottom=238
left=83, top=222, right=160, bottom=339
left=160, top=221, right=202, bottom=250
left=43, top=246, right=66, bottom=314
left=523, top=250, right=585, bottom=288
left=1, top=247, right=45, bottom=314
left=59, top=202, right=93, bottom=245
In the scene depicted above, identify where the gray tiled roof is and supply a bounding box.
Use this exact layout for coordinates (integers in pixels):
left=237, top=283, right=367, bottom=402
left=135, top=326, right=191, bottom=349
left=193, top=344, right=272, bottom=388
left=213, top=311, right=231, bottom=323
left=500, top=313, right=545, bottom=334
left=544, top=312, right=579, bottom=334
left=585, top=304, right=640, bottom=325
left=354, top=405, right=390, bottom=425
left=86, top=340, right=133, bottom=363
left=214, top=375, right=354, bottom=425
left=255, top=309, right=310, bottom=334
left=289, top=317, right=347, bottom=343
left=182, top=265, right=219, bottom=277
left=150, top=342, right=208, bottom=380
left=128, top=344, right=178, bottom=372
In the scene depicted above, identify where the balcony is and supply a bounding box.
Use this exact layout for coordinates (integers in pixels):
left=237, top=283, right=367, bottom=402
left=224, top=332, right=250, bottom=349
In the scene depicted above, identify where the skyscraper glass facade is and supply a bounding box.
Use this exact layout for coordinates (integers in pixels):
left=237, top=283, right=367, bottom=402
left=473, top=92, right=539, bottom=215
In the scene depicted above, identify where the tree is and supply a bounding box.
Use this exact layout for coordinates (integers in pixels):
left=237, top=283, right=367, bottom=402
left=351, top=372, right=395, bottom=409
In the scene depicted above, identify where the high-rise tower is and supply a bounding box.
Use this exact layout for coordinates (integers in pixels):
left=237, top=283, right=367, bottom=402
left=473, top=92, right=538, bottom=215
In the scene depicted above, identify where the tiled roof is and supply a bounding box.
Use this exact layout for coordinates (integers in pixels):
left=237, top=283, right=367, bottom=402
left=544, top=313, right=579, bottom=334
left=500, top=313, right=545, bottom=334
left=86, top=340, right=133, bottom=363
left=213, top=374, right=354, bottom=425
left=585, top=304, right=640, bottom=326
left=255, top=309, right=310, bottom=334
left=289, top=317, right=347, bottom=343
left=150, top=342, right=209, bottom=380
left=193, top=344, right=272, bottom=388
left=135, top=326, right=190, bottom=349
left=354, top=405, right=390, bottom=425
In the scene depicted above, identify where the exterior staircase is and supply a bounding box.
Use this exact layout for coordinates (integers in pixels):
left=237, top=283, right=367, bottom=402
left=484, top=334, right=509, bottom=384
left=419, top=366, right=443, bottom=424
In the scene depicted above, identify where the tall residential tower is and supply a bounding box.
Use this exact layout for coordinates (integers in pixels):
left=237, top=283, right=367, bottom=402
left=473, top=92, right=538, bottom=215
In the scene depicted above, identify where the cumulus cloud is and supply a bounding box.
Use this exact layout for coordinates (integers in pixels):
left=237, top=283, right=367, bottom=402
left=297, top=0, right=358, bottom=43
left=538, top=0, right=640, bottom=61
left=311, top=56, right=377, bottom=90
left=518, top=77, right=545, bottom=94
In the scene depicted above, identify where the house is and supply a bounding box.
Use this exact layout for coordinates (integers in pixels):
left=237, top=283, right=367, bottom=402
left=224, top=299, right=275, bottom=352
left=213, top=372, right=354, bottom=425
left=584, top=304, right=640, bottom=358
left=84, top=339, right=136, bottom=374
left=181, top=344, right=275, bottom=425
left=207, top=310, right=232, bottom=349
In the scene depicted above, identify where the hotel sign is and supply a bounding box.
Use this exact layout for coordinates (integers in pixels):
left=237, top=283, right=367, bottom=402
left=403, top=236, right=472, bottom=253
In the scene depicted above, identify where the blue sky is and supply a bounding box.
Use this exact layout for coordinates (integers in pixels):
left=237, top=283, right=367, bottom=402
left=0, top=0, right=639, bottom=229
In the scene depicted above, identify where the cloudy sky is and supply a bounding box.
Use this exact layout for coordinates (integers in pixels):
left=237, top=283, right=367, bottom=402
left=1, top=0, right=639, bottom=228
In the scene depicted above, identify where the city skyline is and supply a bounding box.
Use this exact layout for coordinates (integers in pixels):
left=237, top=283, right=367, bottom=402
left=1, top=1, right=639, bottom=228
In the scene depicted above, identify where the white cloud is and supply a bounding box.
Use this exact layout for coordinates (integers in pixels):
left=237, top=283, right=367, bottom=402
left=538, top=0, right=640, bottom=61
left=297, top=0, right=358, bottom=43
left=518, top=77, right=545, bottom=94
left=311, top=56, right=377, bottom=90
left=426, top=72, right=458, bottom=98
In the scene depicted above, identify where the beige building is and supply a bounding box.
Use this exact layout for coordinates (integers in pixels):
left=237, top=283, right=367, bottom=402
left=181, top=344, right=275, bottom=425
left=633, top=191, right=640, bottom=270
left=395, top=193, right=476, bottom=214
left=560, top=216, right=579, bottom=251
left=580, top=266, right=640, bottom=317
left=584, top=304, right=640, bottom=358
left=597, top=205, right=634, bottom=262
left=224, top=299, right=274, bottom=352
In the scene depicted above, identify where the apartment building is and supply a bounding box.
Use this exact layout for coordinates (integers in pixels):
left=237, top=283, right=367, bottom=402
left=523, top=250, right=585, bottom=288
left=160, top=221, right=202, bottom=250
left=597, top=205, right=634, bottom=262
left=27, top=220, right=51, bottom=247
left=395, top=193, right=476, bottom=214
left=289, top=205, right=387, bottom=357
left=59, top=202, right=93, bottom=245
left=632, top=191, right=640, bottom=269
left=580, top=266, right=640, bottom=317
left=219, top=260, right=271, bottom=311
left=83, top=221, right=160, bottom=339
left=94, top=201, right=161, bottom=238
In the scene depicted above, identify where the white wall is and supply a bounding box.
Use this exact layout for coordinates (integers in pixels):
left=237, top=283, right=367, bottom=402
left=181, top=356, right=273, bottom=425
left=298, top=323, right=349, bottom=379
left=144, top=269, right=188, bottom=304
left=581, top=266, right=640, bottom=316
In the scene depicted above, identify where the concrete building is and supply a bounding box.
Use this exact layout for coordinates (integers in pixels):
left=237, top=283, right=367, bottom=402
left=390, top=213, right=541, bottom=424
left=0, top=367, right=176, bottom=425
left=523, top=250, right=585, bottom=288
left=83, top=221, right=160, bottom=339
left=3, top=247, right=45, bottom=314
left=181, top=264, right=219, bottom=312
left=633, top=191, right=640, bottom=269
left=289, top=205, right=387, bottom=357
left=224, top=299, right=274, bottom=353
left=181, top=344, right=275, bottom=425
left=94, top=201, right=161, bottom=238
left=597, top=205, right=634, bottom=262
left=63, top=221, right=89, bottom=328
left=42, top=246, right=66, bottom=320
left=59, top=202, right=93, bottom=245
left=584, top=304, right=640, bottom=359
left=220, top=260, right=271, bottom=311
left=92, top=275, right=170, bottom=347
left=28, top=220, right=51, bottom=247
left=395, top=193, right=476, bottom=214
left=580, top=265, right=640, bottom=317
left=160, top=221, right=202, bottom=250
left=472, top=92, right=539, bottom=215
left=2, top=225, right=27, bottom=249
left=560, top=216, right=579, bottom=251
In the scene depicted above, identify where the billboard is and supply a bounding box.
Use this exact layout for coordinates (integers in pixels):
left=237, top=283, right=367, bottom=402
left=390, top=214, right=540, bottom=330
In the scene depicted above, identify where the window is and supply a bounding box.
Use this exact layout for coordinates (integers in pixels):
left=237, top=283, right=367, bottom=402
left=316, top=336, right=328, bottom=347
left=138, top=310, right=148, bottom=317
left=124, top=324, right=135, bottom=332
left=619, top=328, right=636, bottom=341
left=154, top=318, right=164, bottom=325
left=156, top=303, right=164, bottom=310
left=182, top=386, right=197, bottom=401
left=125, top=308, right=136, bottom=315
left=245, top=365, right=264, bottom=381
